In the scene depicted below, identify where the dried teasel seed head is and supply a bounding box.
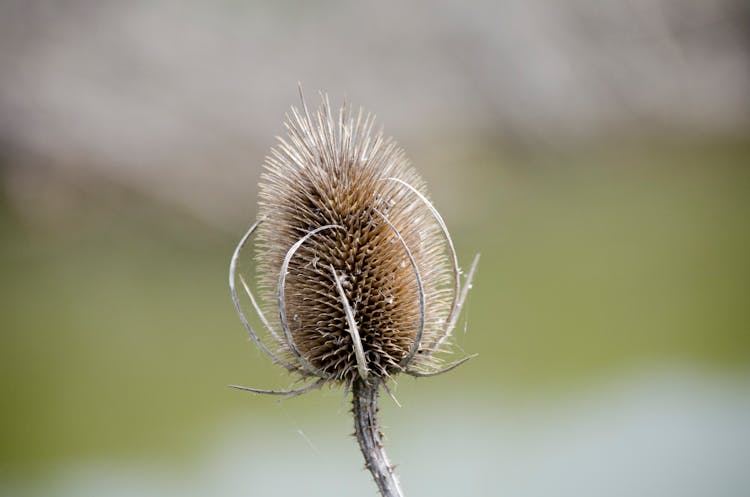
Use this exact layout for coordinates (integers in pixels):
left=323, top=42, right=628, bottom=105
left=232, top=90, right=477, bottom=390
left=228, top=90, right=479, bottom=497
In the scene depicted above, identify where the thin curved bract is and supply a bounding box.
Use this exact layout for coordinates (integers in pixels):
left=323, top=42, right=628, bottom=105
left=229, top=378, right=325, bottom=397
left=229, top=218, right=300, bottom=372
left=384, top=178, right=461, bottom=341
left=330, top=265, right=369, bottom=380
left=405, top=353, right=478, bottom=378
left=278, top=224, right=346, bottom=378
left=372, top=208, right=425, bottom=369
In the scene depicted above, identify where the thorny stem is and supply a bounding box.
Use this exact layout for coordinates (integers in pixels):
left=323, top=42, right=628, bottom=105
left=352, top=378, right=404, bottom=497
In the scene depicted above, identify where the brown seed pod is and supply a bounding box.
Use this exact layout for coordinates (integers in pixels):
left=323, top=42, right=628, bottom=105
left=229, top=89, right=479, bottom=497
left=229, top=90, right=478, bottom=394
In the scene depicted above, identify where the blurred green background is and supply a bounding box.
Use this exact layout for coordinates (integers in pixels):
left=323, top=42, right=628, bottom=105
left=1, top=1, right=749, bottom=496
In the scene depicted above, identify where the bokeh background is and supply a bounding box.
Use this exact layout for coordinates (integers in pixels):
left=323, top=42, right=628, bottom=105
left=1, top=1, right=749, bottom=496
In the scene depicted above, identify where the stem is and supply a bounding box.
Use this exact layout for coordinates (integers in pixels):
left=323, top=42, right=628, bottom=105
left=352, top=378, right=404, bottom=497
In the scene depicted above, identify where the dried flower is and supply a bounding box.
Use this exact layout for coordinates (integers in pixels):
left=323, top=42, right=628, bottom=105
left=229, top=88, right=478, bottom=497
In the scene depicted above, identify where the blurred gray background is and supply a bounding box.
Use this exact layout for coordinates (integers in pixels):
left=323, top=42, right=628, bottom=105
left=1, top=1, right=749, bottom=496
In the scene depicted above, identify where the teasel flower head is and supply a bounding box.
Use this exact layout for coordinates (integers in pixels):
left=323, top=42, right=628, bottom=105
left=229, top=89, right=478, bottom=396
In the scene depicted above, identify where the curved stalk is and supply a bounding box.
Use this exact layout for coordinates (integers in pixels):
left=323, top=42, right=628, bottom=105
left=352, top=379, right=404, bottom=497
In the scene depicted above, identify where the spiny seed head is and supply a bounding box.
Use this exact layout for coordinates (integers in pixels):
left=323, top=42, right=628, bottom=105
left=235, top=91, right=474, bottom=388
